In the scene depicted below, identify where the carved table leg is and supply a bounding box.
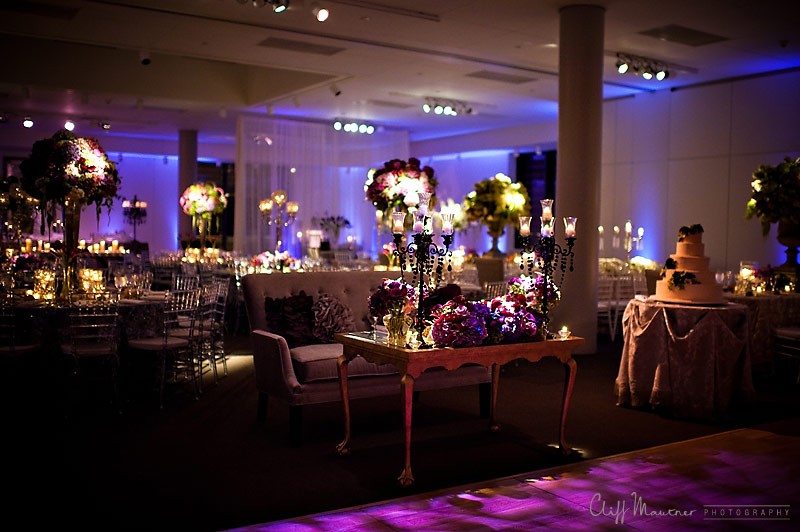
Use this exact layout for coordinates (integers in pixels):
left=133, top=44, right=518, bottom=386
left=559, top=357, right=578, bottom=455
left=489, top=363, right=501, bottom=432
left=398, top=373, right=415, bottom=487
left=335, top=353, right=352, bottom=456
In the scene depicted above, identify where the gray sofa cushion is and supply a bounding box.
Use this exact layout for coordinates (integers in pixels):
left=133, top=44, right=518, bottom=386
left=290, top=343, right=397, bottom=383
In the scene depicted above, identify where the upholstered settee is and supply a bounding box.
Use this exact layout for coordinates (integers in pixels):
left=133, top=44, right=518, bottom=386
left=242, top=270, right=491, bottom=445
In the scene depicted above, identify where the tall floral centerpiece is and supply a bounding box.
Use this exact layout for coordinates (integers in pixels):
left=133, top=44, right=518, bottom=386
left=364, top=158, right=438, bottom=226
left=463, top=173, right=530, bottom=257
left=180, top=182, right=228, bottom=250
left=316, top=215, right=351, bottom=246
left=19, top=129, right=120, bottom=298
left=745, top=156, right=800, bottom=273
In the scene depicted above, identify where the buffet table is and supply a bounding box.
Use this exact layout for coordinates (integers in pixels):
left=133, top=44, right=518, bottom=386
left=616, top=297, right=755, bottom=421
left=334, top=332, right=585, bottom=486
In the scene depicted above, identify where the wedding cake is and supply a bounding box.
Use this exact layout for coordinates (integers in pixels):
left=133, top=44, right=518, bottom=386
left=654, top=224, right=724, bottom=304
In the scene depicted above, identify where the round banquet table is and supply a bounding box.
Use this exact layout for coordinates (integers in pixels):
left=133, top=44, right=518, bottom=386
left=615, top=296, right=756, bottom=421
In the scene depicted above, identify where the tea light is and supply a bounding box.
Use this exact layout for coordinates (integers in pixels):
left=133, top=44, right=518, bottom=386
left=558, top=326, right=571, bottom=340
left=564, top=217, right=577, bottom=238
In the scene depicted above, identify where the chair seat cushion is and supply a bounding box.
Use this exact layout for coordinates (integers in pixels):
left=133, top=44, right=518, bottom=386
left=291, top=343, right=397, bottom=383
left=775, top=327, right=800, bottom=340
left=128, top=336, right=190, bottom=351
left=60, top=342, right=116, bottom=358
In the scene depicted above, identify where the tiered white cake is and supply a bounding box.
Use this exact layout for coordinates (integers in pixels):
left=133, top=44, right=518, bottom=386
left=654, top=224, right=724, bottom=304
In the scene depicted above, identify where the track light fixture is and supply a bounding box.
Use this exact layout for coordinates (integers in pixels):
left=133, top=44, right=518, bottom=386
left=421, top=97, right=473, bottom=117
left=615, top=52, right=670, bottom=81
left=332, top=119, right=374, bottom=135
left=329, top=84, right=341, bottom=97
left=23, top=116, right=33, bottom=128
left=237, top=0, right=290, bottom=12
left=64, top=119, right=75, bottom=131
left=99, top=121, right=111, bottom=130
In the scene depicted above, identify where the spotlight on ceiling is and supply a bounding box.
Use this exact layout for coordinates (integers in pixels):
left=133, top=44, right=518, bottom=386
left=329, top=84, right=341, bottom=97
left=64, top=119, right=75, bottom=131
left=272, top=0, right=289, bottom=12
left=332, top=119, right=374, bottom=134
left=23, top=116, right=33, bottom=128
left=311, top=3, right=329, bottom=22
left=615, top=52, right=671, bottom=82
left=99, top=121, right=111, bottom=130
left=423, top=97, right=471, bottom=118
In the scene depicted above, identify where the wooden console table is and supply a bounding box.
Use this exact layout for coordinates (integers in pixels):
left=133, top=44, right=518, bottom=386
left=334, top=332, right=585, bottom=486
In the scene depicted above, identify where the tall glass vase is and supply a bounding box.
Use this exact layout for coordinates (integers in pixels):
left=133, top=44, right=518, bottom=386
left=484, top=227, right=506, bottom=258
left=196, top=215, right=208, bottom=251
left=59, top=200, right=83, bottom=299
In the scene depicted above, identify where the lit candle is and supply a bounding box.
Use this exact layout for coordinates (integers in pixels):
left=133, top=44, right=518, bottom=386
left=43, top=242, right=51, bottom=252
left=441, top=212, right=455, bottom=235
left=25, top=238, right=32, bottom=252
left=598, top=225, right=604, bottom=251
left=111, top=239, right=119, bottom=252
left=392, top=212, right=406, bottom=234
left=413, top=219, right=424, bottom=233
left=417, top=192, right=431, bottom=215
left=564, top=217, right=577, bottom=238
left=100, top=240, right=106, bottom=252
left=37, top=240, right=43, bottom=251
left=540, top=199, right=554, bottom=222
left=541, top=217, right=554, bottom=238
left=612, top=225, right=620, bottom=249
left=519, top=216, right=531, bottom=237
left=375, top=210, right=383, bottom=223
left=558, top=325, right=571, bottom=340
left=79, top=239, right=86, bottom=249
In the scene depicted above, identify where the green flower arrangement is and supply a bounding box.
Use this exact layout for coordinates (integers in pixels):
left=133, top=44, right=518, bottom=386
left=745, top=156, right=800, bottom=235
left=463, top=173, right=530, bottom=254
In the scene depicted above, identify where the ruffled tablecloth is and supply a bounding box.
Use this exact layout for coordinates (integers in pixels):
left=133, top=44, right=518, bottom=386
left=724, top=293, right=800, bottom=366
left=616, top=297, right=755, bottom=421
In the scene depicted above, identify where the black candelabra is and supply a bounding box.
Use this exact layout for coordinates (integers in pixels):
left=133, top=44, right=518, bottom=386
left=518, top=199, right=577, bottom=337
left=122, top=196, right=147, bottom=242
left=391, top=194, right=455, bottom=348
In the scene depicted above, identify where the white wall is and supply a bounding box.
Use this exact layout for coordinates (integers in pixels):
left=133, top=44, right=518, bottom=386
left=602, top=70, right=800, bottom=273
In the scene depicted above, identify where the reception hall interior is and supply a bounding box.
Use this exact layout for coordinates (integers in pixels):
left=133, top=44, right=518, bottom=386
left=1, top=1, right=799, bottom=531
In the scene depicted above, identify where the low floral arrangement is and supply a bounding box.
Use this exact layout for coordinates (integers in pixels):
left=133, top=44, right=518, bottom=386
left=506, top=275, right=561, bottom=312
left=430, top=296, right=491, bottom=347
left=317, top=215, right=351, bottom=242
left=745, top=156, right=800, bottom=235
left=463, top=173, right=530, bottom=238
left=364, top=158, right=437, bottom=217
left=180, top=182, right=228, bottom=217
left=19, top=129, right=120, bottom=223
left=382, top=242, right=398, bottom=268
left=250, top=250, right=299, bottom=271
left=485, top=292, right=543, bottom=344
left=368, top=277, right=417, bottom=319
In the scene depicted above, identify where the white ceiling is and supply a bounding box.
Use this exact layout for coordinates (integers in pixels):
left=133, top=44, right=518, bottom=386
left=1, top=0, right=798, bottom=145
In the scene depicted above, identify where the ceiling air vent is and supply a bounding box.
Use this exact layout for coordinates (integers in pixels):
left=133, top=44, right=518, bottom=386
left=465, top=70, right=536, bottom=84
left=367, top=100, right=413, bottom=109
left=639, top=25, right=728, bottom=47
left=257, top=37, right=345, bottom=56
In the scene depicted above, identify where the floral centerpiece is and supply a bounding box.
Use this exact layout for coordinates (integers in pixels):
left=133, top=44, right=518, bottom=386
left=745, top=156, right=800, bottom=272
left=180, top=182, right=227, bottom=249
left=250, top=250, right=299, bottom=272
left=364, top=158, right=437, bottom=224
left=745, top=156, right=800, bottom=235
left=19, top=129, right=120, bottom=297
left=463, top=173, right=530, bottom=257
left=316, top=215, right=351, bottom=244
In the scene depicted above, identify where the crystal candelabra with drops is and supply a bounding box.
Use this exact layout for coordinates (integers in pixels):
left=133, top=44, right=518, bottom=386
left=259, top=189, right=298, bottom=254
left=518, top=199, right=577, bottom=337
left=122, top=196, right=147, bottom=242
left=391, top=192, right=456, bottom=349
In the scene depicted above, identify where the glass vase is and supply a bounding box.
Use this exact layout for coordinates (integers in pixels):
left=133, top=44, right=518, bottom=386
left=59, top=200, right=82, bottom=299
left=383, top=312, right=410, bottom=346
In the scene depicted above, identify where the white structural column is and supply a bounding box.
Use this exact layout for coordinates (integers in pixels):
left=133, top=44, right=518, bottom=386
left=551, top=4, right=605, bottom=354
left=178, top=129, right=198, bottom=240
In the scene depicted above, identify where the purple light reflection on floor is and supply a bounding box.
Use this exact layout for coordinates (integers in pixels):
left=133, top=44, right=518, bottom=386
left=227, top=429, right=799, bottom=531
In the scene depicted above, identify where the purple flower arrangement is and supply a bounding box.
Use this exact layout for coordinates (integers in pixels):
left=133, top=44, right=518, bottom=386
left=368, top=277, right=417, bottom=319
left=430, top=289, right=544, bottom=348
left=430, top=296, right=490, bottom=348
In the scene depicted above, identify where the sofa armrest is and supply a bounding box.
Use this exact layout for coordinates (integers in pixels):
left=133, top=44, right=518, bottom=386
left=250, top=329, right=302, bottom=401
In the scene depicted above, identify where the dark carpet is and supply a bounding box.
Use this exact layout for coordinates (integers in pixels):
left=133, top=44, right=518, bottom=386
left=3, top=332, right=798, bottom=532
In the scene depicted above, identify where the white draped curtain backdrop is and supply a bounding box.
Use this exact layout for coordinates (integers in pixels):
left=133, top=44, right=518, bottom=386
left=234, top=116, right=409, bottom=258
